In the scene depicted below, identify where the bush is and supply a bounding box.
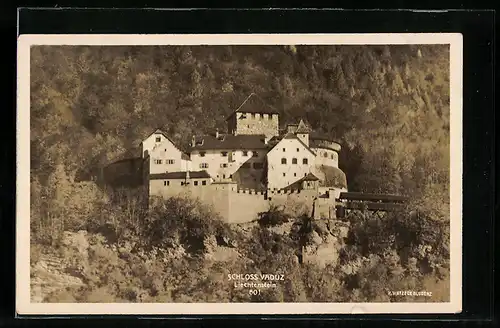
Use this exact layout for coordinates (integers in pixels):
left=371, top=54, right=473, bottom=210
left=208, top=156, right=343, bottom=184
left=141, top=196, right=232, bottom=254
left=257, top=205, right=291, bottom=227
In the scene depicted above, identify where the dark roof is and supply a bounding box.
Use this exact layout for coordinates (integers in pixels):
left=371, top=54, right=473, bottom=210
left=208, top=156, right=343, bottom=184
left=190, top=134, right=268, bottom=151
left=309, top=138, right=342, bottom=152
left=302, top=172, right=320, bottom=181
left=282, top=173, right=320, bottom=191
left=225, top=93, right=279, bottom=120
left=295, top=119, right=311, bottom=134
left=149, top=171, right=212, bottom=180
left=319, top=166, right=347, bottom=189
left=309, top=131, right=341, bottom=144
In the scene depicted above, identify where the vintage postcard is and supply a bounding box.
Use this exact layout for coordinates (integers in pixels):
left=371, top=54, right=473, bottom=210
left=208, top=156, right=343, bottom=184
left=16, top=33, right=462, bottom=315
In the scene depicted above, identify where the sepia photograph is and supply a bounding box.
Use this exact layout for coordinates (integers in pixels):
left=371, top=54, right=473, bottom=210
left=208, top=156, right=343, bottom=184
left=17, top=34, right=462, bottom=315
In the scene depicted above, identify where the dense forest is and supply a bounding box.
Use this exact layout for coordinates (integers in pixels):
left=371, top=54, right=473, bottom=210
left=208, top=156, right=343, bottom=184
left=29, top=44, right=451, bottom=303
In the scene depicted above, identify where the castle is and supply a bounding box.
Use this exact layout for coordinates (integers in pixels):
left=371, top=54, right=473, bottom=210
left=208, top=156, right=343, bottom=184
left=141, top=93, right=348, bottom=223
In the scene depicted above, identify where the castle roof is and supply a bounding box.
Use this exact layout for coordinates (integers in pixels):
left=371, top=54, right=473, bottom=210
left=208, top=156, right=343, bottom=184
left=281, top=172, right=320, bottom=191
left=143, top=128, right=191, bottom=159
left=301, top=172, right=320, bottom=181
left=277, top=133, right=316, bottom=155
left=309, top=131, right=341, bottom=144
left=319, top=166, right=347, bottom=189
left=295, top=119, right=311, bottom=134
left=309, top=137, right=342, bottom=152
left=149, top=170, right=211, bottom=180
left=190, top=134, right=268, bottom=151
left=225, top=93, right=279, bottom=121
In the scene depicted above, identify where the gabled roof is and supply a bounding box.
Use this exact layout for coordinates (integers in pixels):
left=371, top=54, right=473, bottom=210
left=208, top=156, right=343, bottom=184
left=143, top=128, right=191, bottom=159
left=273, top=133, right=316, bottom=156
left=143, top=128, right=170, bottom=142
left=149, top=170, right=212, bottom=180
left=302, top=172, right=320, bottom=181
left=281, top=172, right=320, bottom=191
left=295, top=119, right=311, bottom=134
left=225, top=93, right=279, bottom=121
left=190, top=134, right=268, bottom=151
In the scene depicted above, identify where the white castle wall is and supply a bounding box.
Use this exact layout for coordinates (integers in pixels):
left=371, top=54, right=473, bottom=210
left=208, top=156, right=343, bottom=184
left=190, top=149, right=266, bottom=188
left=267, top=138, right=316, bottom=190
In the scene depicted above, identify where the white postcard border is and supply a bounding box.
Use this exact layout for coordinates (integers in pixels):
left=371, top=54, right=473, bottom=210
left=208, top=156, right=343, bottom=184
left=16, top=33, right=463, bottom=315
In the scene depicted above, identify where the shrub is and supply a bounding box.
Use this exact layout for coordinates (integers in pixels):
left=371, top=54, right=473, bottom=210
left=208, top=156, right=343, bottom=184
left=141, top=196, right=232, bottom=254
left=257, top=205, right=291, bottom=227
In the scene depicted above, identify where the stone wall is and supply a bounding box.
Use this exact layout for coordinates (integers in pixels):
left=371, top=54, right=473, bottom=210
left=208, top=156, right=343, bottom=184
left=232, top=112, right=279, bottom=139
left=149, top=181, right=339, bottom=224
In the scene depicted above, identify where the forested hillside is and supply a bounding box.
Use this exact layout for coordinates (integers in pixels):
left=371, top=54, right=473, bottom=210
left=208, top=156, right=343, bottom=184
left=29, top=44, right=451, bottom=303
left=31, top=44, right=449, bottom=194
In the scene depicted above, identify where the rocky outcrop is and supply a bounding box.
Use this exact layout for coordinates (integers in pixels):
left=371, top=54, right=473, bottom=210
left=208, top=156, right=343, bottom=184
left=302, top=219, right=351, bottom=269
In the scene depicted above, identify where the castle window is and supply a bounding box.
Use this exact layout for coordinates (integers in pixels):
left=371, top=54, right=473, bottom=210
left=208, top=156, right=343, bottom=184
left=303, top=158, right=308, bottom=164
left=294, top=173, right=297, bottom=177
left=229, top=174, right=233, bottom=179
left=253, top=163, right=263, bottom=169
left=199, top=151, right=206, bottom=157
left=202, top=180, right=207, bottom=185
left=304, top=173, right=307, bottom=176
left=166, top=159, right=175, bottom=164
left=282, top=148, right=286, bottom=152
left=281, top=158, right=287, bottom=164
left=242, top=150, right=248, bottom=156
left=164, top=181, right=167, bottom=186
left=251, top=113, right=256, bottom=119
left=268, top=114, right=273, bottom=120
left=283, top=173, right=286, bottom=177
left=154, top=159, right=162, bottom=164
left=323, top=152, right=328, bottom=158
left=296, top=148, right=299, bottom=152
left=221, top=151, right=228, bottom=157
left=155, top=136, right=161, bottom=142
left=252, top=151, right=259, bottom=157
left=292, top=158, right=298, bottom=164
left=223, top=174, right=226, bottom=179
left=181, top=182, right=185, bottom=186
left=331, top=154, right=334, bottom=159
left=194, top=181, right=198, bottom=186
left=221, top=163, right=228, bottom=168
left=200, top=163, right=208, bottom=169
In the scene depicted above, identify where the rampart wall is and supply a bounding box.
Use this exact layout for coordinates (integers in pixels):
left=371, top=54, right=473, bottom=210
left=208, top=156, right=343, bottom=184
left=149, top=182, right=338, bottom=224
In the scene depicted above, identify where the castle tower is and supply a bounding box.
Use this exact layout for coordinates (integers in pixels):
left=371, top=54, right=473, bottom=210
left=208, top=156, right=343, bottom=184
left=295, top=119, right=310, bottom=147
left=226, top=93, right=279, bottom=140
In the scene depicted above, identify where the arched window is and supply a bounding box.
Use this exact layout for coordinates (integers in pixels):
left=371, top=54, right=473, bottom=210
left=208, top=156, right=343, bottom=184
left=323, top=152, right=328, bottom=158
left=292, top=158, right=297, bottom=164
left=303, top=158, right=308, bottom=164
left=281, top=158, right=287, bottom=164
